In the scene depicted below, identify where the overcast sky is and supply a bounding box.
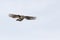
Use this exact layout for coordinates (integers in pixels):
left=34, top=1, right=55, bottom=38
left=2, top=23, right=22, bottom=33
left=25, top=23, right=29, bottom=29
left=0, top=0, right=60, bottom=40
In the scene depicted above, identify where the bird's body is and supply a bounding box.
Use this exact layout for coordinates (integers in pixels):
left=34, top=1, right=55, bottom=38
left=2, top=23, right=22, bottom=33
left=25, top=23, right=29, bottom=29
left=9, top=14, right=36, bottom=21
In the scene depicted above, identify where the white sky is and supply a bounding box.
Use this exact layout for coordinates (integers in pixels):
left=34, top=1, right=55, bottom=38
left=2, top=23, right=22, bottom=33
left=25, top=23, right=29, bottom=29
left=0, top=0, right=60, bottom=40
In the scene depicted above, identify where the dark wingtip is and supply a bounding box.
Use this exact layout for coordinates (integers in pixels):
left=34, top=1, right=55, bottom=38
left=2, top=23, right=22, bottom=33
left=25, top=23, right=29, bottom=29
left=9, top=14, right=15, bottom=17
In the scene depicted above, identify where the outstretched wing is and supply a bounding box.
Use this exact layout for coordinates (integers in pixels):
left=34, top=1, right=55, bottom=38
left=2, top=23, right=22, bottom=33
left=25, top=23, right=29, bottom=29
left=9, top=14, right=20, bottom=18
left=24, top=16, right=36, bottom=20
left=9, top=14, right=25, bottom=21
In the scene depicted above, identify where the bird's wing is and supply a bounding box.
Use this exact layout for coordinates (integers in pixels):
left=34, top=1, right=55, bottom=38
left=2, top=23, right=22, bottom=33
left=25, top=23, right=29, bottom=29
left=9, top=14, right=20, bottom=18
left=24, top=16, right=36, bottom=20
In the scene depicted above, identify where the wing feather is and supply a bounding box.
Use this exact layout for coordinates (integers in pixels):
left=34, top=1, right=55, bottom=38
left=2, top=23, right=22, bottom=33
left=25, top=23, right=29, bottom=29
left=9, top=14, right=20, bottom=18
left=24, top=16, right=36, bottom=20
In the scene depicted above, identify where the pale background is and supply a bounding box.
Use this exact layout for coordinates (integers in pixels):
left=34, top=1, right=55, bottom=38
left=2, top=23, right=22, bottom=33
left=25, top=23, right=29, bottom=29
left=0, top=0, right=60, bottom=40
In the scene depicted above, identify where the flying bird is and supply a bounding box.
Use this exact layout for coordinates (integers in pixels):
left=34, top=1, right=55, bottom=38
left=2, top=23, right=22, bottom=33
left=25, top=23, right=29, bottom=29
left=9, top=14, right=36, bottom=21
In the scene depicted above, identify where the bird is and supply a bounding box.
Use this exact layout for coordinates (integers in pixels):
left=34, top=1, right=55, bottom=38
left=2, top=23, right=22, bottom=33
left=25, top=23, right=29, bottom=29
left=9, top=14, right=36, bottom=21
